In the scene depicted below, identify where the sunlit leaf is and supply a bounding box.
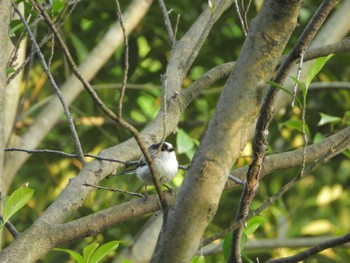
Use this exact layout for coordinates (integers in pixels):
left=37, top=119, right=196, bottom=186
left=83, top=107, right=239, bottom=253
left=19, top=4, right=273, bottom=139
left=6, top=67, right=15, bottom=76
left=176, top=129, right=194, bottom=154
left=305, top=54, right=334, bottom=88
left=318, top=112, right=342, bottom=126
left=301, top=219, right=334, bottom=235
left=50, top=0, right=65, bottom=13
left=278, top=119, right=310, bottom=138
left=2, top=186, right=35, bottom=225
left=89, top=240, right=120, bottom=263
left=191, top=255, right=205, bottom=263
left=244, top=216, right=266, bottom=236
left=83, top=243, right=99, bottom=262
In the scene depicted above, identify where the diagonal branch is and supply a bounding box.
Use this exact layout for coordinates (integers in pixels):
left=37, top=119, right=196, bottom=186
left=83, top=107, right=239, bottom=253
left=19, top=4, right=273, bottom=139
left=157, top=0, right=175, bottom=46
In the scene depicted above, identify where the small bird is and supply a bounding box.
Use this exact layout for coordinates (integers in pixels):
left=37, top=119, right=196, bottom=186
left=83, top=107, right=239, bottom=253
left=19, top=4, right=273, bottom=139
left=121, top=142, right=178, bottom=191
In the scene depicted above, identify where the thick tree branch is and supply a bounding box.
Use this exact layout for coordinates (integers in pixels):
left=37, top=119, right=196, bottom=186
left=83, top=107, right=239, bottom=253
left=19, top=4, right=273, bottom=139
left=182, top=37, right=350, bottom=106
left=267, top=233, right=350, bottom=263
left=1, top=124, right=348, bottom=261
left=153, top=1, right=303, bottom=262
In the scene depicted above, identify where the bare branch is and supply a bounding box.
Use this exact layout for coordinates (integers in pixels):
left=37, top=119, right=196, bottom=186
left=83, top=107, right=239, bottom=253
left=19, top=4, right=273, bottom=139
left=157, top=0, right=175, bottom=46
left=4, top=147, right=133, bottom=165
left=267, top=233, right=350, bottom=263
left=12, top=2, right=86, bottom=165
left=83, top=182, right=144, bottom=198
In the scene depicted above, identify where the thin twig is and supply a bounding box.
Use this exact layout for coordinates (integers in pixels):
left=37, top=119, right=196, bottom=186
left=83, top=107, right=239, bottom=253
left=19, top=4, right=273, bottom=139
left=12, top=2, right=86, bottom=165
left=267, top=233, right=350, bottom=263
left=6, top=0, right=78, bottom=85
left=291, top=52, right=304, bottom=107
left=4, top=147, right=134, bottom=165
left=83, top=183, right=144, bottom=198
left=115, top=0, right=128, bottom=118
left=157, top=0, right=175, bottom=47
left=243, top=0, right=252, bottom=32
left=234, top=0, right=247, bottom=37
left=173, top=14, right=181, bottom=42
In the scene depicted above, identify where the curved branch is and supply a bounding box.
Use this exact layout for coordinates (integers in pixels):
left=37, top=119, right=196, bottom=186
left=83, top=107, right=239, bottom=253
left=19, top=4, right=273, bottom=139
left=181, top=37, right=350, bottom=106
left=8, top=125, right=347, bottom=258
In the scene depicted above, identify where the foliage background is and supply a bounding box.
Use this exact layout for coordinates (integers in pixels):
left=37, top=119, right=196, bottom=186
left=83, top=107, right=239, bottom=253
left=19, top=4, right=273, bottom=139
left=5, top=0, right=350, bottom=262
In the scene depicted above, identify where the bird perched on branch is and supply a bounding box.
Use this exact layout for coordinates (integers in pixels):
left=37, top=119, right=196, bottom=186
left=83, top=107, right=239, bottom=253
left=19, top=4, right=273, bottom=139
left=119, top=142, right=178, bottom=191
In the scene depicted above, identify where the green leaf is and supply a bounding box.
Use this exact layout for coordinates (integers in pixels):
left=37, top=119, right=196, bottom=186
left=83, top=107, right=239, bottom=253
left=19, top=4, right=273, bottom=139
left=53, top=248, right=85, bottom=263
left=83, top=243, right=99, bottom=263
left=222, top=234, right=232, bottom=260
left=137, top=94, right=159, bottom=119
left=305, top=54, right=334, bottom=88
left=176, top=129, right=194, bottom=154
left=6, top=67, right=16, bottom=76
left=318, top=112, right=342, bottom=126
left=244, top=216, right=266, bottom=236
left=9, top=20, right=24, bottom=36
left=89, top=241, right=120, bottom=263
left=191, top=255, right=205, bottom=263
left=50, top=0, right=65, bottom=13
left=268, top=80, right=294, bottom=97
left=2, top=186, right=35, bottom=225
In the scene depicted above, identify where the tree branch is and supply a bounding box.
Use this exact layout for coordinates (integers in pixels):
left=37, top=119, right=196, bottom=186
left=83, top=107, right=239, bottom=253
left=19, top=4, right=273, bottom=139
left=267, top=233, right=350, bottom=263
left=153, top=1, right=303, bottom=262
left=182, top=37, right=350, bottom=107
